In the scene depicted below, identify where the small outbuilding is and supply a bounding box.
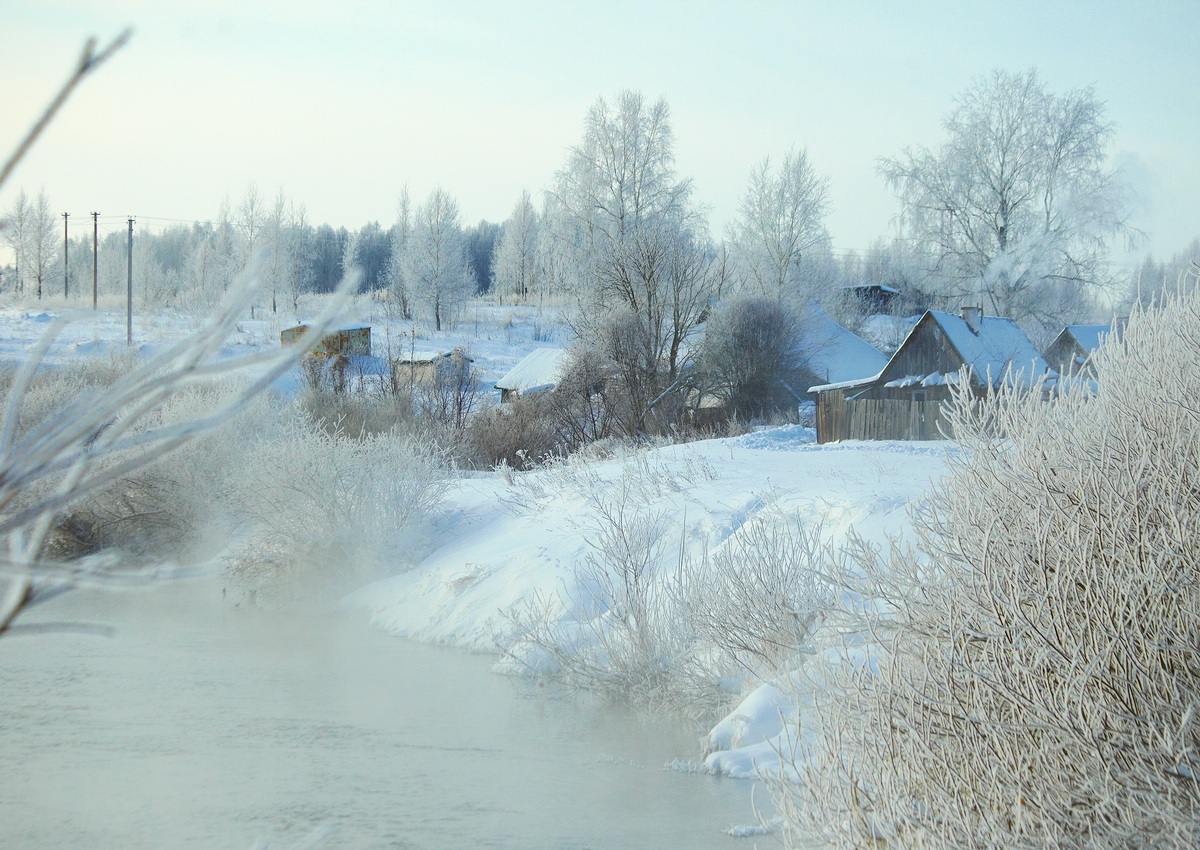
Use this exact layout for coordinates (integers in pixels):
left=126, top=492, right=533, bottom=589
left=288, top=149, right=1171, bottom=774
left=281, top=323, right=371, bottom=359
left=494, top=348, right=568, bottom=403
left=810, top=307, right=1052, bottom=443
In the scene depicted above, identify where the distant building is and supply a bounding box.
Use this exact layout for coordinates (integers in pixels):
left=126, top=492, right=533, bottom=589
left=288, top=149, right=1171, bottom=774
left=1042, top=324, right=1115, bottom=378
left=391, top=347, right=473, bottom=388
left=810, top=307, right=1052, bottom=443
left=280, top=323, right=371, bottom=359
left=494, top=348, right=568, bottom=403
left=844, top=283, right=901, bottom=314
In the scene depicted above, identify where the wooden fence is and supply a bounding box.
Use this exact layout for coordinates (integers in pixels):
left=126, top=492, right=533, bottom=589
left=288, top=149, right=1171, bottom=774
left=817, top=397, right=952, bottom=443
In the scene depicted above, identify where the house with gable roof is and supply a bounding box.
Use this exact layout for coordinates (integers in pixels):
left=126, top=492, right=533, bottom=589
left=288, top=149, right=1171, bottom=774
left=494, top=347, right=568, bottom=403
left=1042, top=324, right=1116, bottom=379
left=809, top=307, right=1053, bottom=443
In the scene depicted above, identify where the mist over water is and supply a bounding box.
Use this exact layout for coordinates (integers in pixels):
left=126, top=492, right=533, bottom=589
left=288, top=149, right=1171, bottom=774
left=0, top=580, right=757, bottom=849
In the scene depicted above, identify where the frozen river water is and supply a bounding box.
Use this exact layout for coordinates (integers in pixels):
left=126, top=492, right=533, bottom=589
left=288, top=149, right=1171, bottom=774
left=0, top=580, right=759, bottom=849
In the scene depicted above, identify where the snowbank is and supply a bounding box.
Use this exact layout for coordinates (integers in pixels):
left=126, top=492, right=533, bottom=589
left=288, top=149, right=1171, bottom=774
left=346, top=426, right=950, bottom=777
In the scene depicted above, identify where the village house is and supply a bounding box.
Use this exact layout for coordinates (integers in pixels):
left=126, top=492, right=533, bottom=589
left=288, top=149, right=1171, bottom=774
left=810, top=307, right=1052, bottom=443
left=494, top=348, right=568, bottom=403
left=1042, top=324, right=1115, bottom=378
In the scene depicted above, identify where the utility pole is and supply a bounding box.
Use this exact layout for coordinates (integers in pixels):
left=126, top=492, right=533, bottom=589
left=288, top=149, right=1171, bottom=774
left=62, top=212, right=70, bottom=299
left=127, top=216, right=134, bottom=346
left=91, top=212, right=99, bottom=310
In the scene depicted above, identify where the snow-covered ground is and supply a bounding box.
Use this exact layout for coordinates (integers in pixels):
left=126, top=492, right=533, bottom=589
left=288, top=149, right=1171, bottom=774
left=347, top=426, right=949, bottom=780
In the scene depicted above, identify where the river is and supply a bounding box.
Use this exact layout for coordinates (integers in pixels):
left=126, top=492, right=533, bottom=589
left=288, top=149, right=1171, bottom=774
left=0, top=580, right=762, bottom=849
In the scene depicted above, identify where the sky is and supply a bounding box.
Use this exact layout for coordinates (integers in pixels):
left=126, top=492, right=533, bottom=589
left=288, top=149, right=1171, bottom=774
left=3, top=0, right=1198, bottom=270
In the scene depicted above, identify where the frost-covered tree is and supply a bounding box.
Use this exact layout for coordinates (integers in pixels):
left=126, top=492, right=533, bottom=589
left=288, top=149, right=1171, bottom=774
left=405, top=188, right=472, bottom=331
left=491, top=190, right=539, bottom=302
left=547, top=90, right=727, bottom=431
left=263, top=188, right=289, bottom=313
left=283, top=200, right=314, bottom=316
left=236, top=183, right=263, bottom=262
left=729, top=149, right=830, bottom=299
left=3, top=189, right=30, bottom=294
left=26, top=189, right=59, bottom=300
left=881, top=68, right=1134, bottom=325
left=1123, top=236, right=1200, bottom=311
left=383, top=189, right=414, bottom=321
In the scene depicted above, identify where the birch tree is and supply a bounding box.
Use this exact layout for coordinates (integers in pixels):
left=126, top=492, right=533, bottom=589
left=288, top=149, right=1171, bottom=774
left=729, top=148, right=831, bottom=299
left=3, top=189, right=30, bottom=294
left=547, top=90, right=727, bottom=431
left=27, top=189, right=58, bottom=300
left=491, top=190, right=539, bottom=302
left=880, top=68, right=1134, bottom=325
left=405, top=188, right=472, bottom=331
left=383, top=189, right=413, bottom=320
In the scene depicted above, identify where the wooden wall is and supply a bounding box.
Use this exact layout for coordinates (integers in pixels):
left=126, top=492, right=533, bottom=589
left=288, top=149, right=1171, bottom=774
left=815, top=390, right=953, bottom=443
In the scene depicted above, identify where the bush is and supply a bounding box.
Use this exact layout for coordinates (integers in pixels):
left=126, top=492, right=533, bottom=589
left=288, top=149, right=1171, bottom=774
left=499, top=450, right=832, bottom=720
left=780, top=280, right=1200, bottom=848
left=5, top=353, right=270, bottom=563
left=699, top=295, right=804, bottom=421
left=462, top=393, right=561, bottom=470
left=227, top=415, right=446, bottom=605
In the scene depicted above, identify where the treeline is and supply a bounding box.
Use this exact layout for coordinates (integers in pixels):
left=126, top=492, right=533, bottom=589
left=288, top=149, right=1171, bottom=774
left=4, top=70, right=1196, bottom=347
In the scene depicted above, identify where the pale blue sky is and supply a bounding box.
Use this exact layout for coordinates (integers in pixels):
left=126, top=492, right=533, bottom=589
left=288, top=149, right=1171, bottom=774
left=4, top=0, right=1198, bottom=267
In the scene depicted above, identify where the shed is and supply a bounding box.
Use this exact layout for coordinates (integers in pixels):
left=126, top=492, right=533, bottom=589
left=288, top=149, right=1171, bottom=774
left=391, top=347, right=473, bottom=388
left=494, top=348, right=568, bottom=403
left=1042, top=324, right=1115, bottom=378
left=281, top=323, right=371, bottom=359
left=810, top=307, right=1052, bottom=443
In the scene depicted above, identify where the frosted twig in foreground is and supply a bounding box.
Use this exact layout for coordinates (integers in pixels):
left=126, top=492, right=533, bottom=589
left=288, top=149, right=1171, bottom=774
left=0, top=260, right=361, bottom=637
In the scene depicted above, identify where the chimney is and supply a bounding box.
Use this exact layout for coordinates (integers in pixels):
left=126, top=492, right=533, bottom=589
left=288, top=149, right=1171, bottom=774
left=961, top=305, right=982, bottom=334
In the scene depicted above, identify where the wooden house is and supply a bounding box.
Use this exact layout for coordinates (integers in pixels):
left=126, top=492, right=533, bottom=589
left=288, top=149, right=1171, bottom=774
left=280, top=323, right=371, bottom=359
left=391, top=347, right=473, bottom=389
left=810, top=307, right=1051, bottom=443
left=1042, top=324, right=1114, bottom=378
left=494, top=348, right=568, bottom=403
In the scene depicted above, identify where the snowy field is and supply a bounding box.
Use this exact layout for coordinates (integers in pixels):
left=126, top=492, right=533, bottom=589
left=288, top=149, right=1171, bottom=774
left=1, top=297, right=950, bottom=790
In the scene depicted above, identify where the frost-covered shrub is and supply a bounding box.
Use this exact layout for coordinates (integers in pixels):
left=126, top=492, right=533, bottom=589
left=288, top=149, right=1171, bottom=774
left=6, top=355, right=269, bottom=561
left=500, top=450, right=831, bottom=719
left=781, top=280, right=1200, bottom=848
left=228, top=416, right=446, bottom=604
left=687, top=512, right=830, bottom=684
left=501, top=478, right=719, bottom=716
left=463, top=393, right=561, bottom=470
left=298, top=385, right=417, bottom=440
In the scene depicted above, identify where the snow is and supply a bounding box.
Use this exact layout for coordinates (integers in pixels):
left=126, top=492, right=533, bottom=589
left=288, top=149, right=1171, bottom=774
left=346, top=424, right=949, bottom=782
left=801, top=306, right=889, bottom=386
left=924, top=309, right=1051, bottom=386
left=1, top=298, right=950, bottom=792
left=347, top=431, right=946, bottom=647
left=493, top=347, right=567, bottom=394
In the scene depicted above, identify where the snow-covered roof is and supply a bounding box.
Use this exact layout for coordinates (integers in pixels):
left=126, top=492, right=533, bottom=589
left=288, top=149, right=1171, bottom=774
left=396, top=349, right=454, bottom=363
left=808, top=309, right=1050, bottom=394
left=1063, top=324, right=1112, bottom=353
left=494, top=347, right=568, bottom=393
left=921, top=310, right=1050, bottom=386
left=800, top=308, right=889, bottom=386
